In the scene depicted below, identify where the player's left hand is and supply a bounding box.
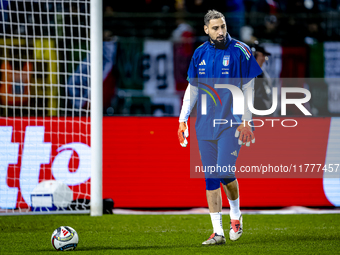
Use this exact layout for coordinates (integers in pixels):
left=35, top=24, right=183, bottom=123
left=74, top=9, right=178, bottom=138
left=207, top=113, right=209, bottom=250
left=235, top=122, right=255, bottom=147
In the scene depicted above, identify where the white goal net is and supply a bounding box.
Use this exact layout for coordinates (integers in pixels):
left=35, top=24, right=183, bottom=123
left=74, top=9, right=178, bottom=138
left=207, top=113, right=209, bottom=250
left=0, top=0, right=100, bottom=214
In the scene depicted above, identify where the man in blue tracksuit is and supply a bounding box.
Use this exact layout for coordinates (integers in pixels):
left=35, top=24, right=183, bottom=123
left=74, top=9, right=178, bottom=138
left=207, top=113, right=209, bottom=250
left=178, top=10, right=262, bottom=245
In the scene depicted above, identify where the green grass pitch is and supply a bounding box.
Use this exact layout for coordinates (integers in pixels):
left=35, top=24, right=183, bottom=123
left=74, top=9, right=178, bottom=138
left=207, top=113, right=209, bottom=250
left=0, top=213, right=339, bottom=254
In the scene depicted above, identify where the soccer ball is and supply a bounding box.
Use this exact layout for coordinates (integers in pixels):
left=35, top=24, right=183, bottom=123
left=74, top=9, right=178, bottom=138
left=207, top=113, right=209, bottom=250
left=51, top=226, right=79, bottom=251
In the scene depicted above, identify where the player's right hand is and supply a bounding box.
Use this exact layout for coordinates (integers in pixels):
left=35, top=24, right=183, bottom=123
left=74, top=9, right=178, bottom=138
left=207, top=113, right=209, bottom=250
left=178, top=122, right=189, bottom=147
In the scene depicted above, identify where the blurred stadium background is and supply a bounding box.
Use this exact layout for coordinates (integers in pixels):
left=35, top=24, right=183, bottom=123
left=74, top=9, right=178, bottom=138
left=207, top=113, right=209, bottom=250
left=2, top=0, right=340, bottom=117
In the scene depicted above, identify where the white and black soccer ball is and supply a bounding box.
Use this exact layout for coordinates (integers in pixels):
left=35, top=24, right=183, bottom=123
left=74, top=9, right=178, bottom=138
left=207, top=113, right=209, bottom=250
left=51, top=226, right=79, bottom=251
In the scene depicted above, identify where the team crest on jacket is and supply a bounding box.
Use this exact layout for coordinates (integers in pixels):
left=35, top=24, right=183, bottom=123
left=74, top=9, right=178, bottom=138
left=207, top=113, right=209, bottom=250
left=223, top=55, right=230, bottom=66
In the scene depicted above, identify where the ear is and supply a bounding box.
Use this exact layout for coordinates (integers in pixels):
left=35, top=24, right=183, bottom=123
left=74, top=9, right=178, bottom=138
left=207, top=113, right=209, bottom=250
left=204, top=25, right=208, bottom=35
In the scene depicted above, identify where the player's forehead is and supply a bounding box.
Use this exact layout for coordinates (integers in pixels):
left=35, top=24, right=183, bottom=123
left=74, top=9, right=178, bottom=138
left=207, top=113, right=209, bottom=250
left=207, top=18, right=226, bottom=28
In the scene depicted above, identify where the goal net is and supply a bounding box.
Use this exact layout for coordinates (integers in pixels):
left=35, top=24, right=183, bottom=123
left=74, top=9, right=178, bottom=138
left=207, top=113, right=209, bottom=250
left=0, top=0, right=101, bottom=214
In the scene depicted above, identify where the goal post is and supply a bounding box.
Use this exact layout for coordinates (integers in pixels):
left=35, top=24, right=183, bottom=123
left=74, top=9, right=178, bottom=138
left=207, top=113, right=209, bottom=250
left=0, top=0, right=103, bottom=215
left=90, top=0, right=103, bottom=217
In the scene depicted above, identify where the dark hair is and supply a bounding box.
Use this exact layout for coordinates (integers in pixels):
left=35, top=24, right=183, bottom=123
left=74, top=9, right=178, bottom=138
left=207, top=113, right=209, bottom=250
left=204, top=10, right=225, bottom=26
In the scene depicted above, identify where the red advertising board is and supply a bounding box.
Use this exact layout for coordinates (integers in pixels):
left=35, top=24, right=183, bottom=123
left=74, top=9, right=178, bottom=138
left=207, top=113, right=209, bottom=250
left=103, top=117, right=333, bottom=208
left=0, top=117, right=336, bottom=209
left=0, top=117, right=91, bottom=209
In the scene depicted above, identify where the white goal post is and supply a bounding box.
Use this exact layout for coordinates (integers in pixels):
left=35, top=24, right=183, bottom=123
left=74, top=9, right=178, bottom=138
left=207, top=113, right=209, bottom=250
left=90, top=0, right=103, bottom=216
left=0, top=0, right=103, bottom=215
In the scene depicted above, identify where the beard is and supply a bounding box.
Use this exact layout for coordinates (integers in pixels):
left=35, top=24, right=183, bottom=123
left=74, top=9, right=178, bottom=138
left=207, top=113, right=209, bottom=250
left=210, top=35, right=226, bottom=49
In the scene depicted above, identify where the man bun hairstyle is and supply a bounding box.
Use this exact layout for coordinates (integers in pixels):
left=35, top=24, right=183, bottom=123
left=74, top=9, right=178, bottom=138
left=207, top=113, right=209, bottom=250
left=204, top=10, right=225, bottom=26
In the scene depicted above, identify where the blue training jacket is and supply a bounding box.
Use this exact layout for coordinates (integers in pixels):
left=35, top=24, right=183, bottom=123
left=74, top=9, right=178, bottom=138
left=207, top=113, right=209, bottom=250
left=187, top=33, right=262, bottom=140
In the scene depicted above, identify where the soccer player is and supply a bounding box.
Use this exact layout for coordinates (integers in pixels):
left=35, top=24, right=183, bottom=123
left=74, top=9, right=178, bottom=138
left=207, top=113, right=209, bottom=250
left=178, top=10, right=262, bottom=245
